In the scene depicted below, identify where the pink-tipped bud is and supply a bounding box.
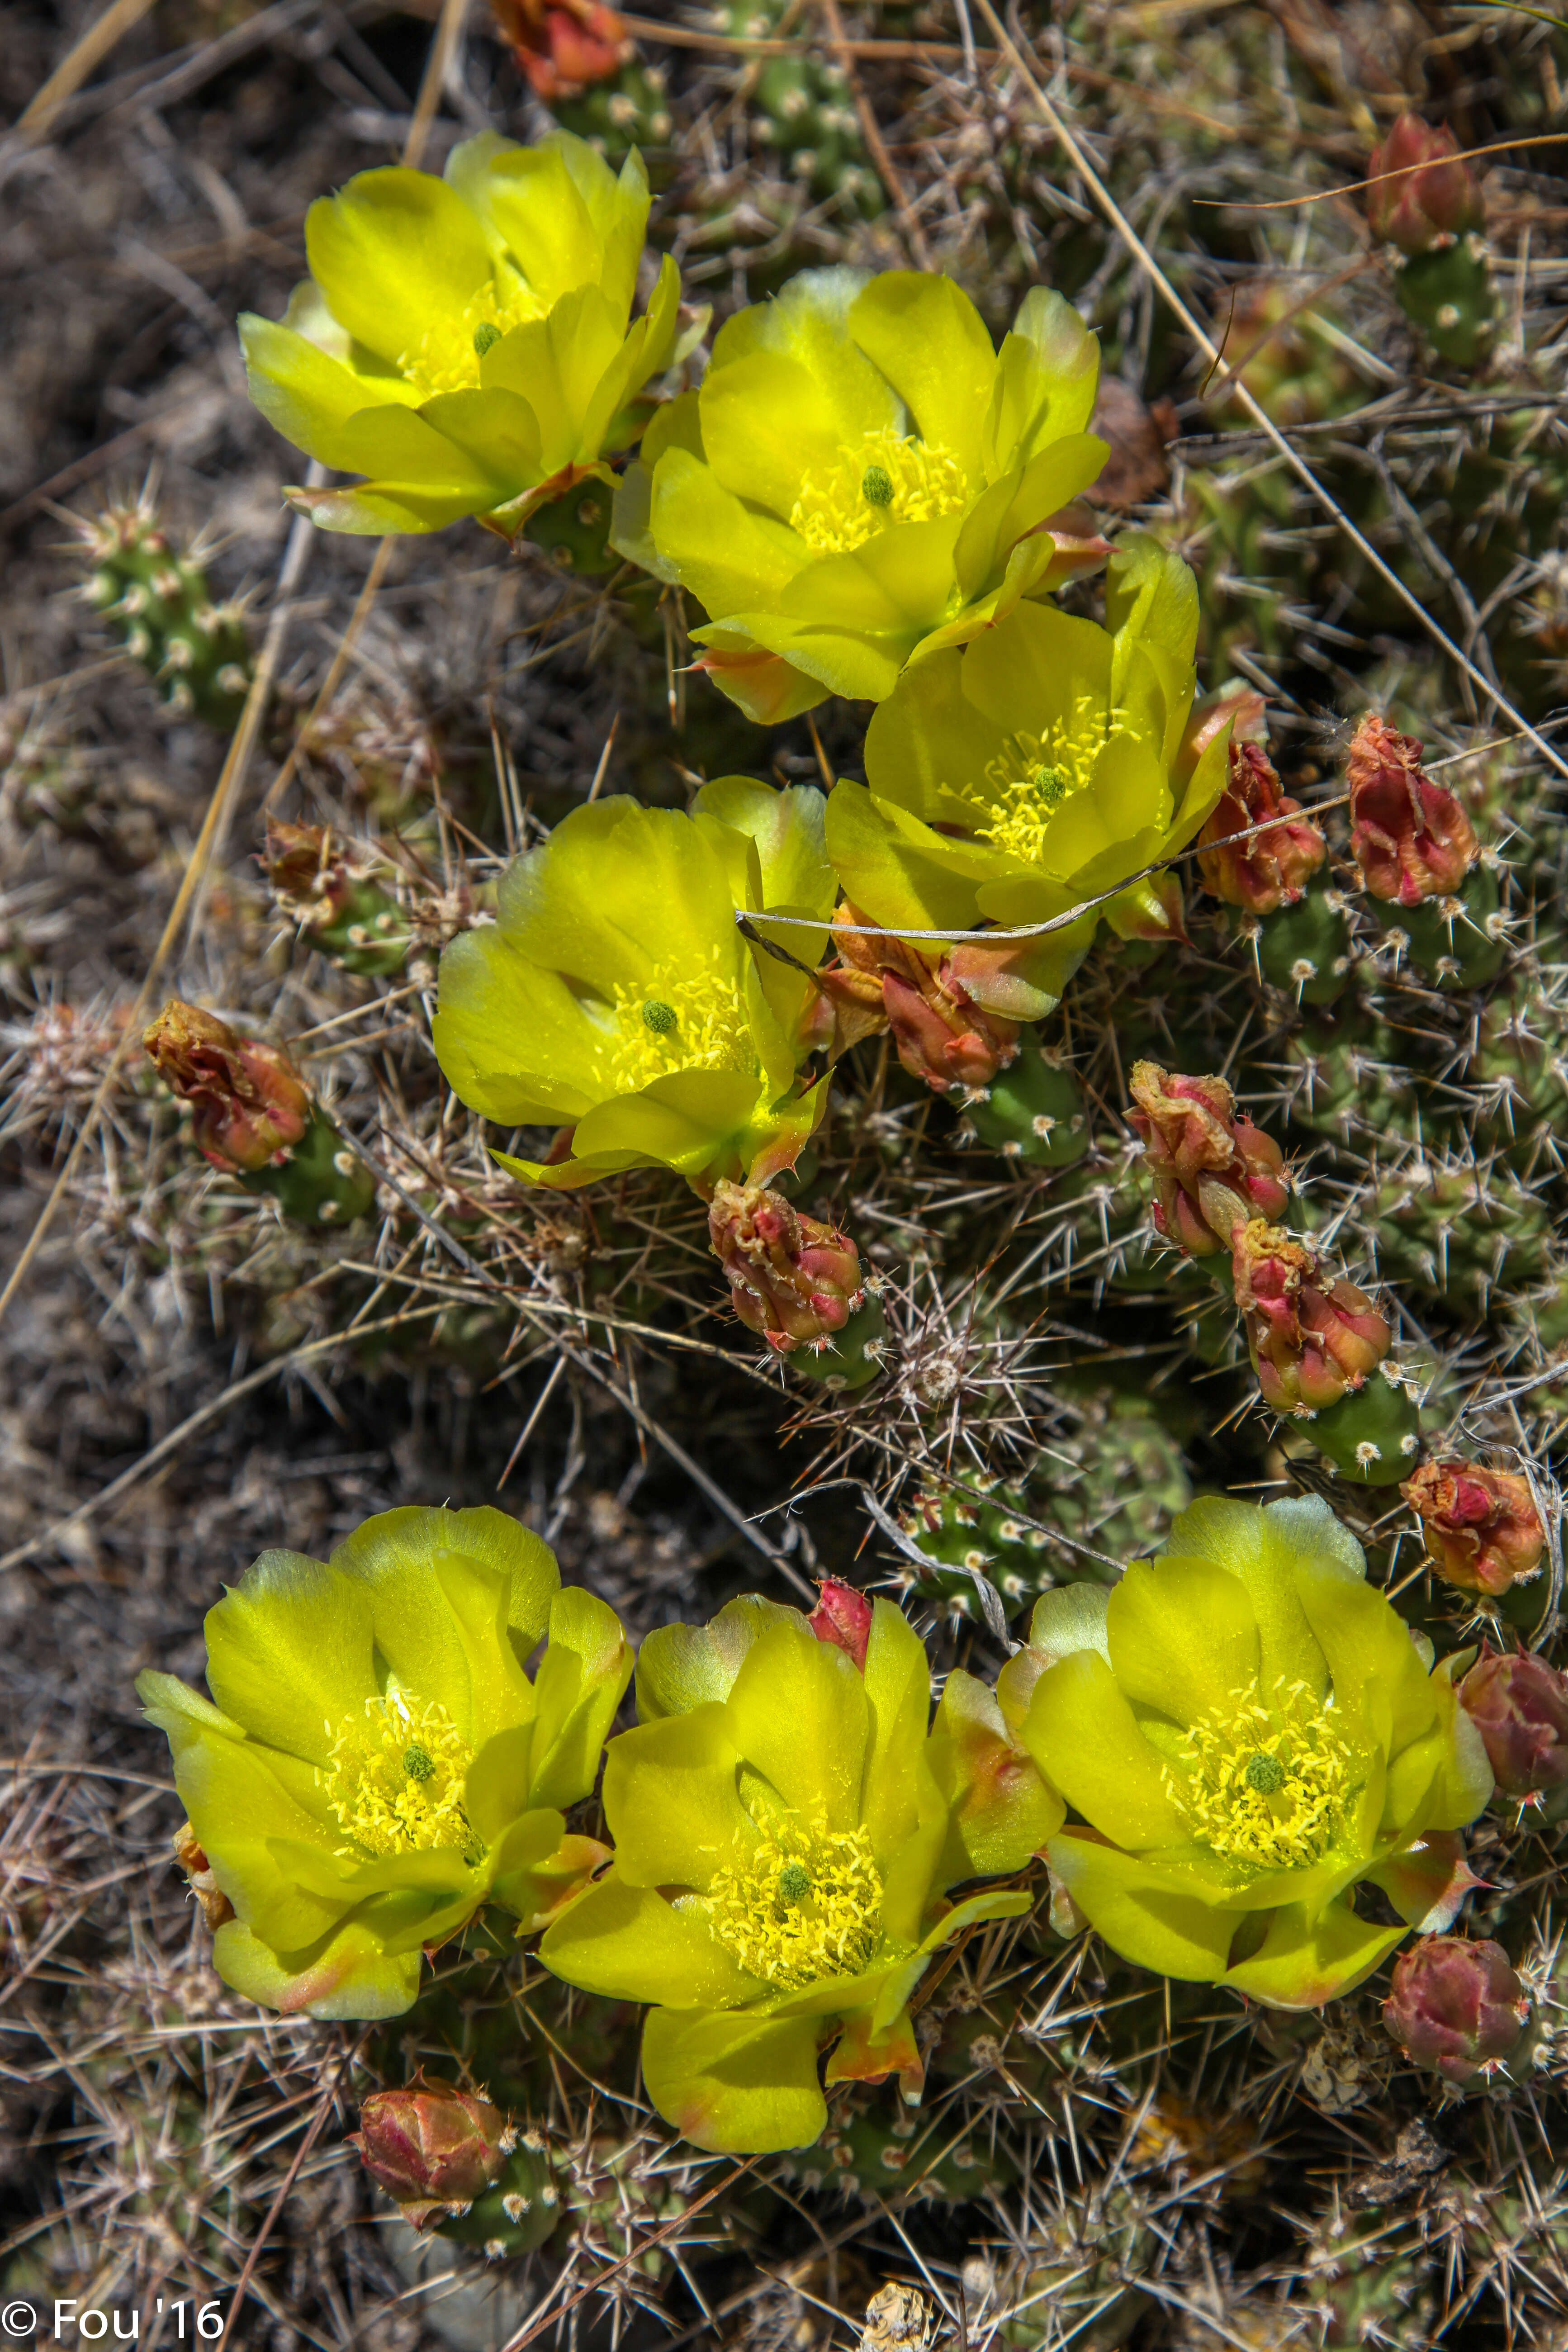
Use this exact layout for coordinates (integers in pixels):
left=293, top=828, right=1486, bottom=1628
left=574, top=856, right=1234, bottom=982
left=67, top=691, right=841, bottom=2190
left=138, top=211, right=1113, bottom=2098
left=1458, top=1644, right=1568, bottom=1800
left=808, top=1579, right=873, bottom=1672
left=1347, top=716, right=1478, bottom=907
left=819, top=907, right=1019, bottom=1094
left=708, top=1180, right=865, bottom=1355
left=492, top=0, right=630, bottom=100
left=143, top=999, right=310, bottom=1173
left=1366, top=116, right=1484, bottom=255
left=1401, top=1461, right=1546, bottom=1598
left=1129, top=1062, right=1290, bottom=1258
left=1197, top=742, right=1327, bottom=915
left=1232, top=1221, right=1390, bottom=1412
left=349, top=2074, right=516, bottom=2230
left=1383, top=1937, right=1530, bottom=2087
left=881, top=966, right=1019, bottom=1093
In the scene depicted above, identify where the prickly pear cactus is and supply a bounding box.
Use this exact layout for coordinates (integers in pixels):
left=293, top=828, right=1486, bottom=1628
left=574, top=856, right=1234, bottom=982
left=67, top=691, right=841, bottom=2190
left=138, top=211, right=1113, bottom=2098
left=15, top=14, right=1568, bottom=2352
left=72, top=493, right=252, bottom=725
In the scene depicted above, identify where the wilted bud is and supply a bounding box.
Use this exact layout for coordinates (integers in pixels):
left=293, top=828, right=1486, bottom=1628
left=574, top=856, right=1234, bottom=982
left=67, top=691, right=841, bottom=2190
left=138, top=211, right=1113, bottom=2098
left=819, top=909, right=1019, bottom=1094
left=172, top=1820, right=234, bottom=1932
left=265, top=820, right=406, bottom=977
left=265, top=818, right=349, bottom=915
left=1367, top=116, right=1484, bottom=255
left=143, top=999, right=309, bottom=1172
left=1402, top=1460, right=1546, bottom=1597
left=1232, top=1220, right=1390, bottom=1411
left=350, top=2074, right=516, bottom=2231
left=809, top=1579, right=873, bottom=1671
left=1458, top=1644, right=1568, bottom=1800
left=1197, top=741, right=1327, bottom=915
left=490, top=0, right=629, bottom=97
left=1129, top=1062, right=1290, bottom=1258
left=1383, top=1937, right=1530, bottom=2088
left=709, top=1180, right=865, bottom=1355
left=1347, top=716, right=1477, bottom=907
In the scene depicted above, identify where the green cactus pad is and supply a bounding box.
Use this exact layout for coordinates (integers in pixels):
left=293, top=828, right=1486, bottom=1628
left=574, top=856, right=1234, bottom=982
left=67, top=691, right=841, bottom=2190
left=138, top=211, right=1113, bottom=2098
left=963, top=1047, right=1092, bottom=1167
left=236, top=1102, right=377, bottom=1226
left=1305, top=1370, right=1423, bottom=1484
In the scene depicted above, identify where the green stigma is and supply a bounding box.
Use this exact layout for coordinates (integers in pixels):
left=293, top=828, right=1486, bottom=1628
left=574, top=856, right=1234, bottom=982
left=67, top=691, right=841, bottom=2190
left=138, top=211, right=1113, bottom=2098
left=642, top=1000, right=678, bottom=1034
left=1244, top=1752, right=1287, bottom=1796
left=861, top=465, right=894, bottom=508
left=473, top=322, right=502, bottom=359
left=1030, top=764, right=1068, bottom=812
left=403, top=1745, right=436, bottom=1782
left=776, top=1861, right=812, bottom=1907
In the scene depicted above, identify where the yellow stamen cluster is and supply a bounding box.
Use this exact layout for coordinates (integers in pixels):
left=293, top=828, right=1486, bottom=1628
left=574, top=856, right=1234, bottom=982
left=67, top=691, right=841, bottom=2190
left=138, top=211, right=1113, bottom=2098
left=321, top=1692, right=480, bottom=1861
left=1167, top=1683, right=1360, bottom=1875
left=706, top=1813, right=881, bottom=1990
left=964, top=702, right=1115, bottom=866
left=395, top=275, right=546, bottom=399
left=789, top=426, right=968, bottom=557
left=603, top=948, right=753, bottom=1093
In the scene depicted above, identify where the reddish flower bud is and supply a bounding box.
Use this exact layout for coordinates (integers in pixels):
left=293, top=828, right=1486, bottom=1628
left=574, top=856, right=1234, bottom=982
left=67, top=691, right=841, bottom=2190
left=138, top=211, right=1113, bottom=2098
left=1347, top=716, right=1477, bottom=907
left=818, top=908, right=1019, bottom=1094
left=1383, top=1937, right=1530, bottom=2087
left=1401, top=1461, right=1546, bottom=1598
left=350, top=2074, right=516, bottom=2230
left=490, top=0, right=630, bottom=97
left=1366, top=117, right=1484, bottom=256
left=1129, top=1062, right=1290, bottom=1258
left=1458, top=1644, right=1568, bottom=1800
left=1197, top=741, right=1327, bottom=915
left=1232, top=1220, right=1391, bottom=1412
left=708, top=1180, right=865, bottom=1355
left=808, top=1579, right=873, bottom=1672
left=143, top=999, right=310, bottom=1173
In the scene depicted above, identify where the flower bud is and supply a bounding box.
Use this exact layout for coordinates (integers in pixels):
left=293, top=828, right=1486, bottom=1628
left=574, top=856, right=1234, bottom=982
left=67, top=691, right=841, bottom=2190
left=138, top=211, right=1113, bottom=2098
left=1197, top=741, right=1327, bottom=915
left=143, top=999, right=309, bottom=1173
left=1458, top=1644, right=1568, bottom=1800
left=1232, top=1220, right=1391, bottom=1411
left=265, top=818, right=349, bottom=916
left=819, top=908, right=1019, bottom=1093
left=265, top=820, right=407, bottom=977
left=708, top=1179, right=865, bottom=1355
left=490, top=0, right=629, bottom=98
left=1129, top=1062, right=1290, bottom=1258
left=1401, top=1461, right=1546, bottom=1598
left=1382, top=1937, right=1530, bottom=2088
left=1347, top=716, right=1477, bottom=907
left=808, top=1579, right=873, bottom=1671
left=350, top=2074, right=517, bottom=2230
left=1366, top=117, right=1484, bottom=255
